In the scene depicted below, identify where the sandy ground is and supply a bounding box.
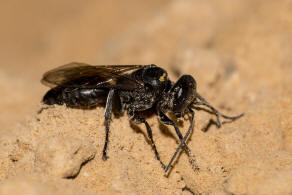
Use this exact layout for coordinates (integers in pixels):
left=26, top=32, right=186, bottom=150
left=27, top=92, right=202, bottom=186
left=1, top=0, right=292, bottom=194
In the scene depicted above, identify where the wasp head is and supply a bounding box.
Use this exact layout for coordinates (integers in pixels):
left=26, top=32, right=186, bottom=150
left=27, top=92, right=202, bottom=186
left=166, top=75, right=197, bottom=117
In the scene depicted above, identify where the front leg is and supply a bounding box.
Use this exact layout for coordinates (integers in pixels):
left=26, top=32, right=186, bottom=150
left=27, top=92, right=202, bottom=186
left=128, top=110, right=166, bottom=169
left=157, top=105, right=198, bottom=172
left=156, top=105, right=192, bottom=154
left=164, top=107, right=198, bottom=172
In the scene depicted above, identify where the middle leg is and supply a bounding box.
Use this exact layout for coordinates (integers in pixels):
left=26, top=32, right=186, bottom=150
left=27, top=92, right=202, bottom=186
left=129, top=110, right=166, bottom=169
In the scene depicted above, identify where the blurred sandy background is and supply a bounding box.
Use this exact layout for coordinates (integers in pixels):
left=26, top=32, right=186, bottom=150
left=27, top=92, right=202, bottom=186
left=1, top=0, right=292, bottom=194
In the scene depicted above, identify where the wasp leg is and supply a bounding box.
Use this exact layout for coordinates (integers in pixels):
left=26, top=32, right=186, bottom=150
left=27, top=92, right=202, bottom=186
left=164, top=107, right=198, bottom=173
left=129, top=110, right=166, bottom=169
left=102, top=89, right=115, bottom=161
left=157, top=106, right=198, bottom=172
left=194, top=93, right=244, bottom=128
left=157, top=106, right=192, bottom=153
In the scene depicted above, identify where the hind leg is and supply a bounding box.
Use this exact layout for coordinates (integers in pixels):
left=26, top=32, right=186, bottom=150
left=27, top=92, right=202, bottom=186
left=102, top=89, right=115, bottom=160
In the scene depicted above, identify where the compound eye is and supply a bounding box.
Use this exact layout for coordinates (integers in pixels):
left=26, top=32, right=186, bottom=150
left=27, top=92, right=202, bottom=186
left=142, top=67, right=168, bottom=88
left=171, top=75, right=196, bottom=113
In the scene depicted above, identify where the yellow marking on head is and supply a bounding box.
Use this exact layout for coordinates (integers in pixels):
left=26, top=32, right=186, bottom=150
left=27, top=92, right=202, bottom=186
left=109, top=79, right=116, bottom=85
left=159, top=73, right=167, bottom=82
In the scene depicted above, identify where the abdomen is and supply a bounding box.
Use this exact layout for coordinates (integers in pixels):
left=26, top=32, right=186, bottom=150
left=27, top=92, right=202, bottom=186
left=43, top=87, right=109, bottom=108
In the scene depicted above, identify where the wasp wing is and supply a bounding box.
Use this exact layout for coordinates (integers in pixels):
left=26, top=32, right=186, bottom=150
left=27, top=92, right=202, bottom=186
left=41, top=62, right=148, bottom=90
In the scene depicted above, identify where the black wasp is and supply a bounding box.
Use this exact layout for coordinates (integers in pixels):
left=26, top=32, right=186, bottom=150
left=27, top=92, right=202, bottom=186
left=41, top=62, right=243, bottom=173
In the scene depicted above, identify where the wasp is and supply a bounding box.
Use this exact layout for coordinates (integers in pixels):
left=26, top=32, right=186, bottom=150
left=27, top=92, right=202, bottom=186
left=41, top=62, right=243, bottom=172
